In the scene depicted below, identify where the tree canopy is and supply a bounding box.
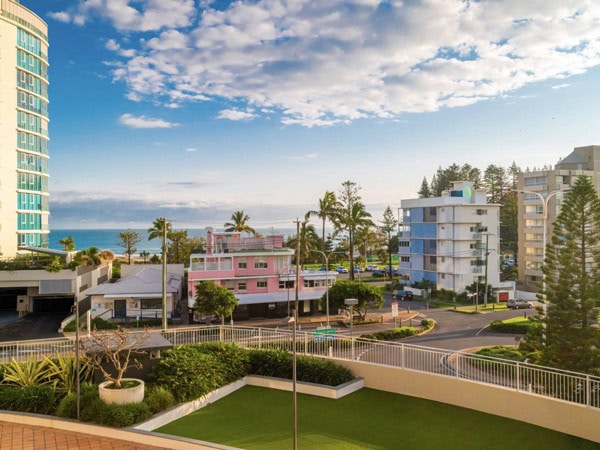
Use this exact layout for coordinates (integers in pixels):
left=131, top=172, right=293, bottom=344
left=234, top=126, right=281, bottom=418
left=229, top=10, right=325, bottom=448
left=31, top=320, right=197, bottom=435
left=537, top=176, right=600, bottom=373
left=194, top=281, right=239, bottom=325
left=323, top=280, right=384, bottom=320
left=58, top=236, right=75, bottom=252
left=117, top=229, right=141, bottom=265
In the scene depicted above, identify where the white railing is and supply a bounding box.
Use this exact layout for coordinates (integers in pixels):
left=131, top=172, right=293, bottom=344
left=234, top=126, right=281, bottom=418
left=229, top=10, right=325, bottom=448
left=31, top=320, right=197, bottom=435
left=1, top=325, right=599, bottom=409
left=0, top=337, right=74, bottom=362
left=159, top=325, right=600, bottom=409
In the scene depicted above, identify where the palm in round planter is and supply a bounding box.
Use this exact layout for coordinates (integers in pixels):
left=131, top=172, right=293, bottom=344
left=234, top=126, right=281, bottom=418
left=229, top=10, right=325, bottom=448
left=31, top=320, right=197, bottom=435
left=83, top=326, right=149, bottom=405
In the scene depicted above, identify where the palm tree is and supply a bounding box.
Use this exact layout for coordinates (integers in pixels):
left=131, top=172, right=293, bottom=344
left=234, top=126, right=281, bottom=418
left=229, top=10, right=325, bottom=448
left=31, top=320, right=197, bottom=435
left=58, top=236, right=75, bottom=252
left=306, top=191, right=339, bottom=251
left=139, top=250, right=150, bottom=264
left=224, top=210, right=257, bottom=235
left=287, top=216, right=320, bottom=267
left=148, top=217, right=171, bottom=260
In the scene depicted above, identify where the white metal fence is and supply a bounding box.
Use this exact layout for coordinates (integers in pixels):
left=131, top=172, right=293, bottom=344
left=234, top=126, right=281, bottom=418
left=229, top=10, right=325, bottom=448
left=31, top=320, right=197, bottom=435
left=1, top=325, right=598, bottom=409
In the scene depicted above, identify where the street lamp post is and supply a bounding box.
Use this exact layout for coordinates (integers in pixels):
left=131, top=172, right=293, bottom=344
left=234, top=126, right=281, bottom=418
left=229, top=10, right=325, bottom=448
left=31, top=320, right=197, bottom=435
left=311, top=250, right=344, bottom=328
left=345, top=298, right=358, bottom=359
left=516, top=188, right=564, bottom=347
left=515, top=189, right=563, bottom=313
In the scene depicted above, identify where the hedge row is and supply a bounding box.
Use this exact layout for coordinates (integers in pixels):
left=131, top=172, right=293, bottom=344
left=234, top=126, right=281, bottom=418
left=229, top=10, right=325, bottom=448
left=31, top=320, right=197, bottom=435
left=360, top=319, right=433, bottom=341
left=490, top=319, right=535, bottom=334
left=150, top=343, right=354, bottom=403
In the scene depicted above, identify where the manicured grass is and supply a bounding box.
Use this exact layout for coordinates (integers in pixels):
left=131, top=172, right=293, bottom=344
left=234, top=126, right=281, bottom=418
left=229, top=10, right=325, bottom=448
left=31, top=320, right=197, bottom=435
left=156, top=386, right=598, bottom=449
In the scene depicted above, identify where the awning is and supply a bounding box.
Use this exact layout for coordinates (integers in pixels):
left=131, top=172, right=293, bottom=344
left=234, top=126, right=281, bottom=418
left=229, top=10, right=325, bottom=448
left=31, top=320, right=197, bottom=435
left=235, top=289, right=326, bottom=306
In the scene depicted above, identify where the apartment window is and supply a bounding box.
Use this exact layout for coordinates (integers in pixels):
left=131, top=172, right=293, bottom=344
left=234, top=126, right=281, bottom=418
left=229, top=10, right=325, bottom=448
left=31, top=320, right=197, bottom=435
left=400, top=256, right=410, bottom=263
left=440, top=273, right=445, bottom=279
left=256, top=279, right=267, bottom=288
left=475, top=209, right=487, bottom=215
left=470, top=260, right=484, bottom=266
left=399, top=241, right=409, bottom=247
left=279, top=280, right=294, bottom=289
left=224, top=280, right=234, bottom=291
left=237, top=257, right=247, bottom=269
left=254, top=258, right=268, bottom=269
left=238, top=282, right=247, bottom=291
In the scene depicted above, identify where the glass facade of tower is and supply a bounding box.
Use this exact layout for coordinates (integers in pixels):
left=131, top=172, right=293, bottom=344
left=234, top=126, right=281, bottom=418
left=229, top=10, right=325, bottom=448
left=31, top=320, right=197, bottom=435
left=15, top=26, right=49, bottom=248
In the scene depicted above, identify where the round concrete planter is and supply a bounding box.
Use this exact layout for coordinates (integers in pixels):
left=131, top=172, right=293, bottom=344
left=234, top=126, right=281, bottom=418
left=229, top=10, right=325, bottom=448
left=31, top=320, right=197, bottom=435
left=99, top=379, right=145, bottom=405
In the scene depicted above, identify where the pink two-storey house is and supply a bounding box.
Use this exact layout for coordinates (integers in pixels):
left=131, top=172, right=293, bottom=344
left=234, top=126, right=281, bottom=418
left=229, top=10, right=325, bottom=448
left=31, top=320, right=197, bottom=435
left=187, top=227, right=336, bottom=320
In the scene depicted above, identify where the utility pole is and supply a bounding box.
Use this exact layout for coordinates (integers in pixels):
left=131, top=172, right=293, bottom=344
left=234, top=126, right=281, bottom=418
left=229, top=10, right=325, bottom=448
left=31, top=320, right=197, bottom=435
left=161, top=217, right=168, bottom=332
left=292, top=218, right=300, bottom=450
left=483, top=233, right=489, bottom=308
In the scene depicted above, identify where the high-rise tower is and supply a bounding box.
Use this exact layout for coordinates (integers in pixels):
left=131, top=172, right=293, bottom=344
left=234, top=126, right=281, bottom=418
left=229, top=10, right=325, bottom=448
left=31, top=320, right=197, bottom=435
left=0, top=0, right=49, bottom=256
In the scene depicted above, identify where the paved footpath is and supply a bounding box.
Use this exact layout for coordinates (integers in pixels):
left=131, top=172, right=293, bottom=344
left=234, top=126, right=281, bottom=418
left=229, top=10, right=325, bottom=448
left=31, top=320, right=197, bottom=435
left=0, top=421, right=170, bottom=450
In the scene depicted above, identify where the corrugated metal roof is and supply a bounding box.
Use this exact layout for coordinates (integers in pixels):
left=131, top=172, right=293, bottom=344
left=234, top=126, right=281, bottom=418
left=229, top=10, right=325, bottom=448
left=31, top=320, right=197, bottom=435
left=85, top=267, right=182, bottom=297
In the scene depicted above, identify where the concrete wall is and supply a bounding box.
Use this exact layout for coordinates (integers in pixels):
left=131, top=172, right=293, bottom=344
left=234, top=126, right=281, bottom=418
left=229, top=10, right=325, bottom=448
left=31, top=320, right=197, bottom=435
left=337, top=360, right=600, bottom=444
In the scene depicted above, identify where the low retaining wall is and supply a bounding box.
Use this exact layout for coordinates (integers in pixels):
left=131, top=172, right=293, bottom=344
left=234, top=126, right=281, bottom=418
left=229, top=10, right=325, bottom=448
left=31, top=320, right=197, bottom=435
left=135, top=376, right=364, bottom=432
left=337, top=359, right=600, bottom=444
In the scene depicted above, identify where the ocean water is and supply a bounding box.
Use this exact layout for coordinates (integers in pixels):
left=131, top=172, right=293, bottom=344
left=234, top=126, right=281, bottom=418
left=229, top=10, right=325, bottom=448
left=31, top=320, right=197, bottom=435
left=49, top=228, right=297, bottom=255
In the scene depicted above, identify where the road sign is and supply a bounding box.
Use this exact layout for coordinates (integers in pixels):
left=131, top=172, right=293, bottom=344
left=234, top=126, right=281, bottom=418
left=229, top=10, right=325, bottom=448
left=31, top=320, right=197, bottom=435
left=313, top=327, right=336, bottom=336
left=391, top=301, right=399, bottom=318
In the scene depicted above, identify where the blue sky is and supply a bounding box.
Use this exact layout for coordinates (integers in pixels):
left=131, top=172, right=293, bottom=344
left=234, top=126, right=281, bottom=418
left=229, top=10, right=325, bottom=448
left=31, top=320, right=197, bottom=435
left=22, top=0, right=600, bottom=230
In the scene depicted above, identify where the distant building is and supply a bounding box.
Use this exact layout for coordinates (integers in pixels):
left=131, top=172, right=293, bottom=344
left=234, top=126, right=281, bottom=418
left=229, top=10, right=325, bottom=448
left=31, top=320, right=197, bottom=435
left=0, top=1, right=50, bottom=256
left=84, top=265, right=184, bottom=322
left=517, top=145, right=600, bottom=287
left=187, top=228, right=336, bottom=320
left=399, top=181, right=500, bottom=293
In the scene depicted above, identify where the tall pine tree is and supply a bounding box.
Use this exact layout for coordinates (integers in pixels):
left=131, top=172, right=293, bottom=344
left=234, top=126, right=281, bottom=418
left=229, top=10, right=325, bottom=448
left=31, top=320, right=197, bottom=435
left=541, top=176, right=600, bottom=373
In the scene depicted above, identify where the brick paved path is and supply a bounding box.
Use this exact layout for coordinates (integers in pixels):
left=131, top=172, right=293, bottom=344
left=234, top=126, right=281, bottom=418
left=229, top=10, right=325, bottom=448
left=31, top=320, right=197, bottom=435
left=0, top=421, right=169, bottom=450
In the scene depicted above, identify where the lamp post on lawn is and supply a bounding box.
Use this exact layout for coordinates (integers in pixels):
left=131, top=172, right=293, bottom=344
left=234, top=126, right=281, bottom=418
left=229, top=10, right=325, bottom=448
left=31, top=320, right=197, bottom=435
left=345, top=298, right=358, bottom=360
left=311, top=250, right=344, bottom=328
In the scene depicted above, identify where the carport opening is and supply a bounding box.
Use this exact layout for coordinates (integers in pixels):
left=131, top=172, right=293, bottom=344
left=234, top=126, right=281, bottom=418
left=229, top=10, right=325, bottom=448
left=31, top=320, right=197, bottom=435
left=0, top=288, right=26, bottom=311
left=33, top=296, right=74, bottom=313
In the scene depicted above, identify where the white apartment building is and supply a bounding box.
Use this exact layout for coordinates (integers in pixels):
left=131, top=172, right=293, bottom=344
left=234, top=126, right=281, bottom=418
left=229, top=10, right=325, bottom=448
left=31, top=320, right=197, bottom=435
left=0, top=1, right=50, bottom=257
left=517, top=145, right=600, bottom=287
left=399, top=181, right=500, bottom=293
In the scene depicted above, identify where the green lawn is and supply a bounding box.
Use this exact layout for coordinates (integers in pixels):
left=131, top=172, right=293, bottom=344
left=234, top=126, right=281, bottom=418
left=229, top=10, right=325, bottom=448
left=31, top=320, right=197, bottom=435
left=156, top=386, right=598, bottom=449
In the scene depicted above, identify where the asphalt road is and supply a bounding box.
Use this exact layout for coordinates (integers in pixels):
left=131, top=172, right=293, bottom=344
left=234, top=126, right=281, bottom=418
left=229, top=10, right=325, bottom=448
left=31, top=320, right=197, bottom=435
left=0, top=313, right=65, bottom=342
left=400, top=302, right=533, bottom=351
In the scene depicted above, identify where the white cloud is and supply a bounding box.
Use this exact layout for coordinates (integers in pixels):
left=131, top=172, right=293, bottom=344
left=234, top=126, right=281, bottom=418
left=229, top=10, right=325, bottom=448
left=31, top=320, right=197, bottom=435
left=47, top=11, right=71, bottom=23
left=185, top=147, right=197, bottom=152
left=65, top=0, right=600, bottom=126
left=217, top=108, right=257, bottom=121
left=119, top=113, right=180, bottom=128
left=552, top=83, right=571, bottom=89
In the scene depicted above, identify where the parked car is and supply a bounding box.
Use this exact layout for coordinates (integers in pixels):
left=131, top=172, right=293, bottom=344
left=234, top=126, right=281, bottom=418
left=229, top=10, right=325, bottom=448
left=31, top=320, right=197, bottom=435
left=507, top=299, right=532, bottom=309
left=365, top=265, right=379, bottom=272
left=353, top=266, right=362, bottom=273
left=383, top=266, right=401, bottom=276
left=396, top=290, right=413, bottom=301
left=372, top=269, right=386, bottom=277
left=335, top=266, right=348, bottom=273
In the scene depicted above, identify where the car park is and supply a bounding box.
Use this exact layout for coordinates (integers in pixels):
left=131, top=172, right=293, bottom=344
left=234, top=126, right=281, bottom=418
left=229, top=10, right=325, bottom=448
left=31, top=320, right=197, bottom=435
left=507, top=299, right=532, bottom=309
left=335, top=266, right=348, bottom=273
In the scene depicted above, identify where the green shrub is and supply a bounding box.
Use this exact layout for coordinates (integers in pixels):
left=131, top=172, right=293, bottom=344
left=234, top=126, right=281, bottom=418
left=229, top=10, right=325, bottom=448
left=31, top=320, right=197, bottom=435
left=145, top=385, right=176, bottom=414
left=150, top=347, right=226, bottom=402
left=361, top=327, right=417, bottom=341
left=248, top=349, right=353, bottom=386
left=490, top=319, right=534, bottom=334
left=248, top=349, right=292, bottom=379
left=0, top=384, right=55, bottom=414
left=474, top=346, right=525, bottom=362
left=97, top=402, right=152, bottom=427
left=192, top=343, right=250, bottom=383
left=55, top=383, right=100, bottom=419
left=63, top=317, right=118, bottom=332
left=421, top=319, right=433, bottom=329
